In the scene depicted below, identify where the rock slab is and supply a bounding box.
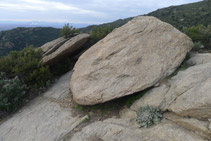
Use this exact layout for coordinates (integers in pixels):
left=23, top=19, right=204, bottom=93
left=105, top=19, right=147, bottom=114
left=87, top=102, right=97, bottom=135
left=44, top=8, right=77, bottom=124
left=70, top=16, right=193, bottom=105
left=131, top=62, right=211, bottom=119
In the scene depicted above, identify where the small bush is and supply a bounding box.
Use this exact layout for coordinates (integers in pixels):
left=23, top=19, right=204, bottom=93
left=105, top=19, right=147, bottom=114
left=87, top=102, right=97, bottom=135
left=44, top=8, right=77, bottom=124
left=0, top=73, right=27, bottom=112
left=60, top=24, right=79, bottom=38
left=136, top=105, right=162, bottom=128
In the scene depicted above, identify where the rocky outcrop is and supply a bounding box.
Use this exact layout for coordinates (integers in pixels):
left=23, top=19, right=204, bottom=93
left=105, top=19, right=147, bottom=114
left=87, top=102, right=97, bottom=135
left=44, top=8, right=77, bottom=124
left=70, top=16, right=193, bottom=105
left=42, top=33, right=90, bottom=65
left=70, top=118, right=204, bottom=141
left=131, top=62, right=211, bottom=115
left=0, top=72, right=87, bottom=141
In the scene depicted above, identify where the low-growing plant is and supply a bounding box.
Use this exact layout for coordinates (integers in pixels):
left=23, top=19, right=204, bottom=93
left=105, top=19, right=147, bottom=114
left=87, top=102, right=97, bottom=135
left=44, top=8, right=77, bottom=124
left=136, top=105, right=162, bottom=128
left=0, top=73, right=27, bottom=112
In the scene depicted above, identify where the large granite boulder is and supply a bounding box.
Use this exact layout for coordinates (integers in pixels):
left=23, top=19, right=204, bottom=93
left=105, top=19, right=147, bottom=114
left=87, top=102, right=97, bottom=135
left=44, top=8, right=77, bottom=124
left=70, top=16, right=193, bottom=105
left=42, top=33, right=90, bottom=65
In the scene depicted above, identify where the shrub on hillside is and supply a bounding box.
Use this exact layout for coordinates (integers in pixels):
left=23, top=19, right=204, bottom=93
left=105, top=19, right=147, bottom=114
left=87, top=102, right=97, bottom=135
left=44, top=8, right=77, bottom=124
left=0, top=72, right=27, bottom=112
left=90, top=25, right=114, bottom=43
left=60, top=24, right=79, bottom=38
left=0, top=46, right=52, bottom=88
left=183, top=24, right=211, bottom=49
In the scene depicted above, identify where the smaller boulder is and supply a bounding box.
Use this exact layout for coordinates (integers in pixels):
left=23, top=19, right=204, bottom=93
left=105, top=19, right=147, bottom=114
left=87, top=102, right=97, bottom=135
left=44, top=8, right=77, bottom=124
left=164, top=112, right=211, bottom=140
left=42, top=33, right=90, bottom=65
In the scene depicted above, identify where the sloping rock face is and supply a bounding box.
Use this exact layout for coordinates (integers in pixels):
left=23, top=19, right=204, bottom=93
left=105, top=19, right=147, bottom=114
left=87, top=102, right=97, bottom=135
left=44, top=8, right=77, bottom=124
left=0, top=72, right=87, bottom=141
left=70, top=118, right=204, bottom=141
left=42, top=33, right=90, bottom=65
left=131, top=62, right=211, bottom=115
left=164, top=113, right=211, bottom=139
left=70, top=16, right=193, bottom=105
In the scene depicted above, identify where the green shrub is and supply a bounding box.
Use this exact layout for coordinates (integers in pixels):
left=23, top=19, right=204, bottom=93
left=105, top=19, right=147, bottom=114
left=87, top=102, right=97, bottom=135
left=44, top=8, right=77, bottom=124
left=90, top=25, right=114, bottom=43
left=183, top=24, right=211, bottom=49
left=136, top=105, right=162, bottom=128
left=0, top=46, right=52, bottom=88
left=60, top=24, right=79, bottom=38
left=0, top=73, right=27, bottom=112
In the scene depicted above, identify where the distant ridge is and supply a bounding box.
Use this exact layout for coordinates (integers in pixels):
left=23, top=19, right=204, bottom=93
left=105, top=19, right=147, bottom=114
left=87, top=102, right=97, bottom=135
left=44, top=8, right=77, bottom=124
left=0, top=0, right=210, bottom=57
left=80, top=0, right=211, bottom=32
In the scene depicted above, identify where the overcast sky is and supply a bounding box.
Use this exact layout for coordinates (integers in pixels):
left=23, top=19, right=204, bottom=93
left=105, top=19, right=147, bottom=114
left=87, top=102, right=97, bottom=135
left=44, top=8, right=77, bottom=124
left=0, top=0, right=202, bottom=24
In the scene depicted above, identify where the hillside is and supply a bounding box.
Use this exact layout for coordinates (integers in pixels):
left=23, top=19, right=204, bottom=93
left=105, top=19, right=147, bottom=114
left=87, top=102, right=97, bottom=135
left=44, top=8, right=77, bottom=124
left=80, top=0, right=211, bottom=32
left=148, top=0, right=211, bottom=30
left=0, top=27, right=60, bottom=57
